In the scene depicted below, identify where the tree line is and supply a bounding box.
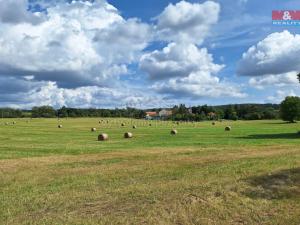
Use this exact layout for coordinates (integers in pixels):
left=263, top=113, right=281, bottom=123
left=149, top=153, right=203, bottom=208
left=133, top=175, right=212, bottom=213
left=171, top=103, right=280, bottom=121
left=1, top=98, right=300, bottom=122
left=0, top=104, right=280, bottom=120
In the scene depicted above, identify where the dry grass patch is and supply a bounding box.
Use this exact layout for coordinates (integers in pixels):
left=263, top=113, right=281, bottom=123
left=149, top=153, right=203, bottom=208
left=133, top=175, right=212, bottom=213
left=1, top=145, right=299, bottom=225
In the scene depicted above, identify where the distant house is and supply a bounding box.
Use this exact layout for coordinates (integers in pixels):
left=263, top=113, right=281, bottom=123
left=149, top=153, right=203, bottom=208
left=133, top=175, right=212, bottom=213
left=159, top=109, right=173, bottom=118
left=207, top=112, right=217, bottom=120
left=145, top=112, right=158, bottom=120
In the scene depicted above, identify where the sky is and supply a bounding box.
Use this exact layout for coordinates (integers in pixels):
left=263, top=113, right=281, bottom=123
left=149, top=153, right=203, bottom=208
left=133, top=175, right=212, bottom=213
left=0, top=0, right=300, bottom=109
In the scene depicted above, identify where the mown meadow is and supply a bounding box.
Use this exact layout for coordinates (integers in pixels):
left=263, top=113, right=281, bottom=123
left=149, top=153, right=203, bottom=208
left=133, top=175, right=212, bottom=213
left=0, top=118, right=299, bottom=224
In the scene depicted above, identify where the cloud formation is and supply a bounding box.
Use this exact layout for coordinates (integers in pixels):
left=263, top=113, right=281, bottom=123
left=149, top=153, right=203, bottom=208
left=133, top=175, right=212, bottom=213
left=155, top=1, right=220, bottom=44
left=140, top=42, right=245, bottom=98
left=238, top=31, right=300, bottom=76
left=0, top=79, right=178, bottom=109
left=140, top=42, right=224, bottom=80
left=0, top=0, right=43, bottom=24
left=3, top=0, right=288, bottom=108
left=249, top=72, right=299, bottom=89
left=0, top=0, right=151, bottom=88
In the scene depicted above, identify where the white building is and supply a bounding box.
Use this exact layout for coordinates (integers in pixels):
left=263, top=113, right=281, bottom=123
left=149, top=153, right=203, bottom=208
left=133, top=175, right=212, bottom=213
left=159, top=109, right=173, bottom=118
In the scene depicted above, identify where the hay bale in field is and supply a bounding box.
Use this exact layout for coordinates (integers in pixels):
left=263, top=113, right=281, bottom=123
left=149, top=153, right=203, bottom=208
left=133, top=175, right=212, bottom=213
left=91, top=127, right=97, bottom=132
left=58, top=125, right=63, bottom=128
left=124, top=132, right=133, bottom=138
left=133, top=125, right=137, bottom=129
left=98, top=133, right=108, bottom=141
left=5, top=122, right=9, bottom=125
left=121, top=123, right=125, bottom=127
left=171, top=129, right=178, bottom=135
left=12, top=121, right=16, bottom=124
left=225, top=126, right=231, bottom=131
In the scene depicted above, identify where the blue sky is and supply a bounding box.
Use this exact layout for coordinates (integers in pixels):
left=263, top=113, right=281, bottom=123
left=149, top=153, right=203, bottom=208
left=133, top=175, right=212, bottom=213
left=0, top=0, right=299, bottom=108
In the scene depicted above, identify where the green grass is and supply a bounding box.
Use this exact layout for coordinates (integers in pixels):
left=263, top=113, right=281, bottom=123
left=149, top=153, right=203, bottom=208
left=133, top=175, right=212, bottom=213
left=0, top=119, right=299, bottom=224
left=0, top=118, right=299, bottom=159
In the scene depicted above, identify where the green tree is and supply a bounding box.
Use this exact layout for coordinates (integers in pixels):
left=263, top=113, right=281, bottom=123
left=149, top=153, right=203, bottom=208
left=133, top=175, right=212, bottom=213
left=32, top=106, right=56, bottom=118
left=262, top=107, right=278, bottom=119
left=224, top=105, right=238, bottom=120
left=57, top=106, right=68, bottom=118
left=280, top=96, right=300, bottom=123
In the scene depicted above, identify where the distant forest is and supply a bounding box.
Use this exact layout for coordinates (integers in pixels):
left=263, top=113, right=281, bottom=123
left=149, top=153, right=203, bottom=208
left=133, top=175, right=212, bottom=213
left=0, top=104, right=280, bottom=121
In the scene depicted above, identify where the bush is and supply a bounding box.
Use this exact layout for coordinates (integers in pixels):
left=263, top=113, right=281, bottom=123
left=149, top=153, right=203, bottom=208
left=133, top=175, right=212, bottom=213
left=280, top=96, right=300, bottom=123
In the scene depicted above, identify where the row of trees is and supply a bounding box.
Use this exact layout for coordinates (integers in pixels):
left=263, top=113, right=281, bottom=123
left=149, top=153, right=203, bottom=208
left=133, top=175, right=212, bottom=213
left=0, top=108, right=23, bottom=118
left=31, top=106, right=146, bottom=119
left=159, top=104, right=279, bottom=121
left=0, top=104, right=280, bottom=121
left=1, top=98, right=300, bottom=122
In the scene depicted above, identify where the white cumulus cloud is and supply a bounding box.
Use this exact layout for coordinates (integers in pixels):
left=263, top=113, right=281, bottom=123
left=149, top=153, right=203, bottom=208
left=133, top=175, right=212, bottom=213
left=155, top=1, right=220, bottom=44
left=140, top=42, right=224, bottom=80
left=0, top=0, right=151, bottom=87
left=0, top=0, right=44, bottom=24
left=140, top=42, right=245, bottom=98
left=238, top=30, right=300, bottom=76
left=267, top=90, right=298, bottom=103
left=249, top=71, right=299, bottom=89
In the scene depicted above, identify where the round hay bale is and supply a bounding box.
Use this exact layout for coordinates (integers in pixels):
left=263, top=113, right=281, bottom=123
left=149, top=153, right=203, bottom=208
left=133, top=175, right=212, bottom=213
left=58, top=125, right=63, bottom=128
left=5, top=122, right=9, bottom=125
left=225, top=126, right=231, bottom=131
left=124, top=132, right=133, bottom=139
left=133, top=125, right=137, bottom=129
left=121, top=123, right=125, bottom=127
left=98, top=133, right=108, bottom=141
left=171, top=129, right=178, bottom=135
left=91, top=127, right=97, bottom=132
left=12, top=121, right=16, bottom=124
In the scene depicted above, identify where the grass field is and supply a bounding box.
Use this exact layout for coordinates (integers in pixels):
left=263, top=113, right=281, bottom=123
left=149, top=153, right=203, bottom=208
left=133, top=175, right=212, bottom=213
left=0, top=118, right=299, bottom=224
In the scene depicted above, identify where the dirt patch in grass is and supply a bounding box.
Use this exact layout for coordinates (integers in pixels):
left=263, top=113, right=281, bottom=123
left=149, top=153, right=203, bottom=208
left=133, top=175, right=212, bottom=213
left=243, top=167, right=300, bottom=200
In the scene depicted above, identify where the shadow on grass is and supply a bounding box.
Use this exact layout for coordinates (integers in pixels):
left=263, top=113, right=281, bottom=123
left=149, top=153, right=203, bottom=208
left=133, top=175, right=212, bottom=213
left=260, top=122, right=294, bottom=125
left=242, top=168, right=300, bottom=200
left=237, top=132, right=300, bottom=140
